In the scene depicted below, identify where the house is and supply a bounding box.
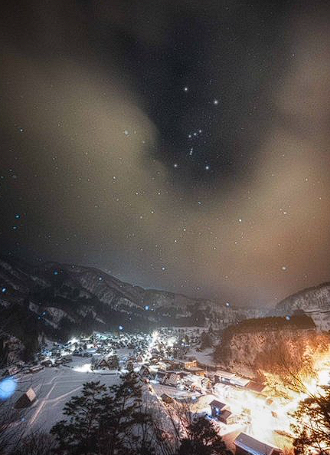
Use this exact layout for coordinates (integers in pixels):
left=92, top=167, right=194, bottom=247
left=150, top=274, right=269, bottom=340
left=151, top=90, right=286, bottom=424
left=178, top=359, right=199, bottom=370
left=29, top=365, right=44, bottom=373
left=201, top=377, right=212, bottom=390
left=187, top=367, right=205, bottom=376
left=161, top=393, right=174, bottom=404
left=6, top=366, right=20, bottom=376
left=209, top=399, right=227, bottom=418
left=183, top=359, right=198, bottom=369
left=218, top=409, right=236, bottom=425
left=230, top=375, right=250, bottom=387
left=164, top=372, right=180, bottom=387
left=213, top=370, right=249, bottom=387
left=157, top=361, right=171, bottom=371
left=139, top=365, right=151, bottom=377
left=214, top=370, right=235, bottom=385
left=15, top=388, right=36, bottom=409
left=155, top=371, right=167, bottom=383
left=246, top=381, right=267, bottom=396
left=167, top=360, right=182, bottom=370
left=92, top=355, right=119, bottom=370
left=234, top=433, right=282, bottom=455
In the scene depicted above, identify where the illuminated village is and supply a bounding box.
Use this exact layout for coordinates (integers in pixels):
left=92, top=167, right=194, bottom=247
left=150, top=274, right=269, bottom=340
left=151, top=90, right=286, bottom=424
left=2, top=317, right=330, bottom=455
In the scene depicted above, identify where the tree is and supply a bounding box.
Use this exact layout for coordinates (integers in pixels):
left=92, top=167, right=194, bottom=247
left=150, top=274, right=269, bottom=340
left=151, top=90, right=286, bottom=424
left=162, top=401, right=231, bottom=455
left=0, top=399, right=26, bottom=454
left=10, top=431, right=56, bottom=455
left=191, top=310, right=205, bottom=326
left=98, top=371, right=154, bottom=455
left=200, top=332, right=213, bottom=350
left=291, top=386, right=330, bottom=455
left=51, top=373, right=156, bottom=455
left=51, top=381, right=107, bottom=455
left=177, top=416, right=230, bottom=455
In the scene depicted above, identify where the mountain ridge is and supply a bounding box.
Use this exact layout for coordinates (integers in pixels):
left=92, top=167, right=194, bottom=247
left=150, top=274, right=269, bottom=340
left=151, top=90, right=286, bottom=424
left=0, top=255, right=244, bottom=362
left=1, top=254, right=330, bottom=364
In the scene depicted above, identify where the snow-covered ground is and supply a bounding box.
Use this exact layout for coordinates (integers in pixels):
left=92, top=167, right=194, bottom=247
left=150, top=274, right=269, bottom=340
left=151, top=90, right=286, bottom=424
left=7, top=357, right=120, bottom=433
left=188, top=347, right=216, bottom=367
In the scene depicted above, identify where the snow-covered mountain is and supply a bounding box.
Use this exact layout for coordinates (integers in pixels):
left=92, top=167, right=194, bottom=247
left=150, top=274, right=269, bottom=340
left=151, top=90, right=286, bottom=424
left=214, top=314, right=319, bottom=379
left=0, top=256, right=243, bottom=360
left=2, top=255, right=328, bottom=363
left=273, top=282, right=330, bottom=331
left=274, top=282, right=330, bottom=313
left=212, top=284, right=330, bottom=379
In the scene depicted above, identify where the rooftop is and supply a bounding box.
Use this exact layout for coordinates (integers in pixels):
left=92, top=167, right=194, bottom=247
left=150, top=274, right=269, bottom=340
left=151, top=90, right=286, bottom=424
left=234, top=433, right=280, bottom=455
left=209, top=399, right=227, bottom=409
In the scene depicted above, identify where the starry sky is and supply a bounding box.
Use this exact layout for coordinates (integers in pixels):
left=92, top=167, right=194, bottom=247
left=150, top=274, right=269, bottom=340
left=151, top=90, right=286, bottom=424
left=1, top=0, right=330, bottom=307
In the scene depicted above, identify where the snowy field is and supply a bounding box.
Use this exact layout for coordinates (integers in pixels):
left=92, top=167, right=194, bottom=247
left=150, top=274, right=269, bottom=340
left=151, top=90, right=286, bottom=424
left=6, top=357, right=120, bottom=433
left=188, top=347, right=216, bottom=367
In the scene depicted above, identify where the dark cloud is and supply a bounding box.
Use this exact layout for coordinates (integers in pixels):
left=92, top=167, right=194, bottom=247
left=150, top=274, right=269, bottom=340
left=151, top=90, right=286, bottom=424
left=0, top=0, right=330, bottom=307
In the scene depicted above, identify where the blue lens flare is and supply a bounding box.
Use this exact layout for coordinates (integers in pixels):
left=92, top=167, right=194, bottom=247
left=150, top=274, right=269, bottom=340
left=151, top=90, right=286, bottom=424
left=0, top=377, right=17, bottom=400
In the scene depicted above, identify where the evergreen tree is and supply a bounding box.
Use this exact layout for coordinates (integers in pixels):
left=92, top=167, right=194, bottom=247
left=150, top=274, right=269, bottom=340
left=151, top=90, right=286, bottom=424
left=99, top=372, right=154, bottom=455
left=51, top=373, right=155, bottom=455
left=51, top=381, right=107, bottom=455
left=177, top=416, right=231, bottom=455
left=200, top=331, right=213, bottom=350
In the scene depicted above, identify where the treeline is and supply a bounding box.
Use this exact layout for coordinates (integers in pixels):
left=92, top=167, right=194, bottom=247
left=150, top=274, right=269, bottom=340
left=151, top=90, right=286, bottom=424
left=223, top=315, right=315, bottom=335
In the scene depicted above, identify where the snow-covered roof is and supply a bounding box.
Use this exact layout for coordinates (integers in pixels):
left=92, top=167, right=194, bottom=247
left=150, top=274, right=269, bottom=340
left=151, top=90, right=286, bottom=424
left=231, top=375, right=250, bottom=387
left=220, top=409, right=232, bottom=420
left=234, top=433, right=280, bottom=455
left=214, top=370, right=235, bottom=379
left=25, top=388, right=36, bottom=401
left=209, top=399, right=227, bottom=409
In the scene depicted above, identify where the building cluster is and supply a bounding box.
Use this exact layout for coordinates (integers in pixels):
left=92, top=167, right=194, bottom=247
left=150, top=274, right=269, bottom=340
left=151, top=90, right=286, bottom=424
left=3, top=326, right=290, bottom=455
left=36, top=331, right=151, bottom=372
left=135, top=327, right=284, bottom=455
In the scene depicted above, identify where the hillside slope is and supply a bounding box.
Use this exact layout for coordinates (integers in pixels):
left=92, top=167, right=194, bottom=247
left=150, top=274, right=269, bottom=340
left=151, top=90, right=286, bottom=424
left=213, top=315, right=330, bottom=381
left=274, top=282, right=330, bottom=314
left=0, top=256, right=242, bottom=361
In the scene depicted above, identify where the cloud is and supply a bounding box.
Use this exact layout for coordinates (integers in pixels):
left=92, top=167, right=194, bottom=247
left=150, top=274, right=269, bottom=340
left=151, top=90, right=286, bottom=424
left=1, top=0, right=330, bottom=306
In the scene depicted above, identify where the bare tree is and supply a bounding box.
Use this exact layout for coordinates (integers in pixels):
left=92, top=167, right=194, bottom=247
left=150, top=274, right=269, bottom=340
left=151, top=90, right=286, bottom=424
left=291, top=386, right=330, bottom=455
left=0, top=399, right=26, bottom=455
left=9, top=430, right=56, bottom=455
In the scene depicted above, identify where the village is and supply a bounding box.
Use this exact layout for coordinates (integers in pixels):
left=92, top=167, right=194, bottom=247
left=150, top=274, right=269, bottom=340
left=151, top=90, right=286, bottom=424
left=2, top=326, right=309, bottom=455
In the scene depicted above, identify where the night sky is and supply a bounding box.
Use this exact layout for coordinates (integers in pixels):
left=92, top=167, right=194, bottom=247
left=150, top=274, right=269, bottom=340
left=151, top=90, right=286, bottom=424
left=1, top=0, right=330, bottom=307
